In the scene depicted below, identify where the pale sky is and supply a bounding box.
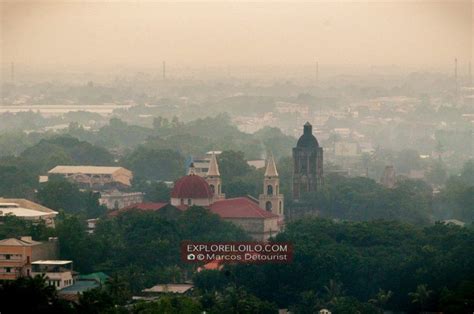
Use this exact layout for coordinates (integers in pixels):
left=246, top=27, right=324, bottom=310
left=1, top=1, right=472, bottom=70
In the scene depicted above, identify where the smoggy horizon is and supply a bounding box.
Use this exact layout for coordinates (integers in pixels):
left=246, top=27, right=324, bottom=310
left=1, top=1, right=473, bottom=73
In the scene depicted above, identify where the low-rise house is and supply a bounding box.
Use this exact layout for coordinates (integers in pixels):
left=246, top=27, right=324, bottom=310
left=58, top=272, right=109, bottom=302
left=31, top=260, right=75, bottom=290
left=0, top=237, right=58, bottom=280
left=99, top=190, right=144, bottom=210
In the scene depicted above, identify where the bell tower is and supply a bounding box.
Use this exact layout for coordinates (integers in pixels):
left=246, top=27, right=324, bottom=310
left=205, top=153, right=225, bottom=201
left=259, top=154, right=284, bottom=216
left=292, top=122, right=323, bottom=200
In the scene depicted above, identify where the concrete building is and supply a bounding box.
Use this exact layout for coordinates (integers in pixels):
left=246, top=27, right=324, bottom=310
left=0, top=237, right=58, bottom=280
left=99, top=190, right=144, bottom=210
left=47, top=165, right=133, bottom=189
left=31, top=260, right=75, bottom=290
left=0, top=198, right=58, bottom=227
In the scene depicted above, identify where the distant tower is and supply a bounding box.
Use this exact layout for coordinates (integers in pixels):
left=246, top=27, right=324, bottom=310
left=205, top=153, right=225, bottom=201
left=380, top=165, right=396, bottom=189
left=162, top=61, right=166, bottom=80
left=259, top=153, right=284, bottom=216
left=292, top=122, right=323, bottom=200
left=10, top=62, right=14, bottom=83
left=469, top=61, right=472, bottom=86
left=315, top=61, right=319, bottom=86
left=454, top=58, right=458, bottom=105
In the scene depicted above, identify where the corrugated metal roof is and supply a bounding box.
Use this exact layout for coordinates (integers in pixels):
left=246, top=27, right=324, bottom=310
left=48, top=165, right=127, bottom=174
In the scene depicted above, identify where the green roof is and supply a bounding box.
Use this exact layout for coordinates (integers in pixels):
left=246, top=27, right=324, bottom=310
left=59, top=280, right=99, bottom=294
left=78, top=272, right=109, bottom=284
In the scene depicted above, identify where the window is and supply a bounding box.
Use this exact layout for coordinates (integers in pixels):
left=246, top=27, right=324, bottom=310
left=279, top=201, right=282, bottom=214
left=5, top=254, right=10, bottom=260
left=187, top=198, right=192, bottom=205
left=5, top=267, right=11, bottom=273
left=265, top=201, right=272, bottom=211
left=267, top=185, right=273, bottom=195
left=209, top=184, right=215, bottom=194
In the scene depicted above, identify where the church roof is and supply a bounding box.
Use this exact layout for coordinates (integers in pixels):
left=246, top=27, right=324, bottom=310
left=296, top=122, right=319, bottom=148
left=207, top=153, right=220, bottom=176
left=210, top=197, right=279, bottom=219
left=171, top=174, right=213, bottom=199
left=264, top=154, right=278, bottom=177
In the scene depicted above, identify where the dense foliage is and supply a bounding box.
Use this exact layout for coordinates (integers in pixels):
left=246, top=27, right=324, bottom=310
left=193, top=219, right=474, bottom=313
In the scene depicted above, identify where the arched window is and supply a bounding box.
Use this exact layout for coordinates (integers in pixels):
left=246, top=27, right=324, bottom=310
left=209, top=184, right=215, bottom=194
left=187, top=198, right=192, bottom=205
left=114, top=200, right=119, bottom=210
left=267, top=185, right=273, bottom=195
left=265, top=201, right=272, bottom=211
left=279, top=201, right=282, bottom=214
left=180, top=198, right=184, bottom=205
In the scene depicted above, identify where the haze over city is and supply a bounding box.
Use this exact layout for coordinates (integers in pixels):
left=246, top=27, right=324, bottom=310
left=0, top=1, right=474, bottom=313
left=1, top=1, right=472, bottom=74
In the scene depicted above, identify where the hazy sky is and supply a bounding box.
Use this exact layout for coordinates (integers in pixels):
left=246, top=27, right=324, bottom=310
left=1, top=1, right=472, bottom=70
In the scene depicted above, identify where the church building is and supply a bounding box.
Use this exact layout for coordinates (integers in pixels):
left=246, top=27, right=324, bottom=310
left=169, top=153, right=284, bottom=240
left=292, top=122, right=324, bottom=200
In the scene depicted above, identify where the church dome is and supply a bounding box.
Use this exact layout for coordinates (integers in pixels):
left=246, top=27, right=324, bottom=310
left=171, top=174, right=213, bottom=199
left=296, top=122, right=319, bottom=148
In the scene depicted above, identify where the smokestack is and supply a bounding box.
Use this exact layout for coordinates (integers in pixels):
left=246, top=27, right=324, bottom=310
left=316, top=61, right=319, bottom=86
left=454, top=58, right=458, bottom=105
left=162, top=61, right=166, bottom=81
left=469, top=61, right=472, bottom=87
left=10, top=62, right=14, bottom=83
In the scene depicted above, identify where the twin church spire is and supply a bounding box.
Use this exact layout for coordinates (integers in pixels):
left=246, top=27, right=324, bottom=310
left=201, top=152, right=284, bottom=216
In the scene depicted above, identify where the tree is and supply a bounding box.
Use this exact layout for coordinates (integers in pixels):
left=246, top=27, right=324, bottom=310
left=123, top=147, right=184, bottom=181
left=37, top=177, right=106, bottom=217
left=218, top=151, right=252, bottom=183
left=409, top=284, right=433, bottom=312
left=369, top=289, right=393, bottom=310
left=0, top=275, right=73, bottom=313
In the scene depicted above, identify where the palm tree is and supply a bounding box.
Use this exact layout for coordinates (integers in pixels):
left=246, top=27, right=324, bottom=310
left=369, top=288, right=393, bottom=310
left=408, top=284, right=432, bottom=312
left=324, top=279, right=343, bottom=305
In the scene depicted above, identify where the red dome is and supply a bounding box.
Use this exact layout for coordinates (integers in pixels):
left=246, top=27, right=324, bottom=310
left=171, top=175, right=212, bottom=199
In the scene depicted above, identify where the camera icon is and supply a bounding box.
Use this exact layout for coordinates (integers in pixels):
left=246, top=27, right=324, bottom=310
left=187, top=253, right=196, bottom=261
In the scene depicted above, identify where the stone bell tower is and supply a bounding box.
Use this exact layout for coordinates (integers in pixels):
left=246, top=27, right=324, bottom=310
left=205, top=153, right=225, bottom=201
left=292, top=122, right=323, bottom=200
left=259, top=154, right=284, bottom=216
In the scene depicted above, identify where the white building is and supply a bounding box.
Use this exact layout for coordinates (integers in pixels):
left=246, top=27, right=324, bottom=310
left=31, top=260, right=75, bottom=290
left=0, top=200, right=58, bottom=227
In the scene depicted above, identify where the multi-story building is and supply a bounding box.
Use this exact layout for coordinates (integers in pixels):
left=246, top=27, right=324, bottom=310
left=31, top=260, right=75, bottom=290
left=0, top=198, right=58, bottom=227
left=47, top=165, right=133, bottom=190
left=0, top=237, right=58, bottom=280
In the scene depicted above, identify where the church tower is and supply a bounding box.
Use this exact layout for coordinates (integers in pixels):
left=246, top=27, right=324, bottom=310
left=259, top=154, right=284, bottom=216
left=206, top=153, right=225, bottom=201
left=292, top=122, right=323, bottom=200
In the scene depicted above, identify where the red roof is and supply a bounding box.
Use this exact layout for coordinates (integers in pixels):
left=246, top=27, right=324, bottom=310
left=108, top=202, right=168, bottom=217
left=171, top=175, right=213, bottom=199
left=209, top=197, right=279, bottom=219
